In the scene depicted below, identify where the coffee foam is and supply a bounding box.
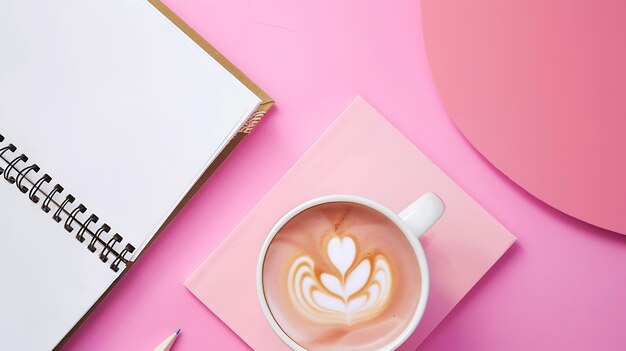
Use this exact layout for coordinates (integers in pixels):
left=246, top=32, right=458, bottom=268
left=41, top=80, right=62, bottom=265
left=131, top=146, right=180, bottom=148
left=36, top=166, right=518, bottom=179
left=262, top=202, right=421, bottom=351
left=288, top=235, right=392, bottom=325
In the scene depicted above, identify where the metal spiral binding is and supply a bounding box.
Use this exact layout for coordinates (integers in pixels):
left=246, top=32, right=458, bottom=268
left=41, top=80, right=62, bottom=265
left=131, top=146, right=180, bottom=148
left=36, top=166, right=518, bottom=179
left=29, top=173, right=50, bottom=203
left=0, top=133, right=135, bottom=271
left=4, top=154, right=28, bottom=183
left=110, top=244, right=135, bottom=272
left=16, top=163, right=40, bottom=193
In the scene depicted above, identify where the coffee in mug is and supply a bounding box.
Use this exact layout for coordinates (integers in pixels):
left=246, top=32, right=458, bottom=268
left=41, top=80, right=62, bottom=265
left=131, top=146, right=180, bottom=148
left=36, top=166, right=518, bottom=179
left=258, top=193, right=444, bottom=351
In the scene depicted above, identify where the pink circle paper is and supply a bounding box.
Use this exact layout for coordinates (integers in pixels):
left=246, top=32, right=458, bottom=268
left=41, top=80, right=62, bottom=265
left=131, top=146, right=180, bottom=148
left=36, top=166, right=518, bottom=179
left=422, top=0, right=626, bottom=234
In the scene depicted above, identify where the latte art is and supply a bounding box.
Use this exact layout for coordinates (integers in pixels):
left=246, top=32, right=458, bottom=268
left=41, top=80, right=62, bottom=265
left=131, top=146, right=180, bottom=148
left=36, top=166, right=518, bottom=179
left=262, top=202, right=421, bottom=351
left=288, top=235, right=392, bottom=325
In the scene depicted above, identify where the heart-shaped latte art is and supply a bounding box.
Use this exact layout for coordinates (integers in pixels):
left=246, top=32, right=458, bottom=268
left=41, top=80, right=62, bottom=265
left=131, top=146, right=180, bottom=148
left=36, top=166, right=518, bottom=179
left=327, top=236, right=356, bottom=276
left=287, top=234, right=392, bottom=325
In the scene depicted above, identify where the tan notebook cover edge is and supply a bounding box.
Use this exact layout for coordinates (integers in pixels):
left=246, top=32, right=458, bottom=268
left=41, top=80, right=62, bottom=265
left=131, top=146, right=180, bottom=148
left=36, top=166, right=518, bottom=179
left=54, top=0, right=274, bottom=348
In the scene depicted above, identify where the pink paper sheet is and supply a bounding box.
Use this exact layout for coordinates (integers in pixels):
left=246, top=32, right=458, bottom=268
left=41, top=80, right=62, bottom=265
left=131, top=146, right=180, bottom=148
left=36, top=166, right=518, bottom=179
left=185, top=97, right=516, bottom=350
left=422, top=0, right=626, bottom=234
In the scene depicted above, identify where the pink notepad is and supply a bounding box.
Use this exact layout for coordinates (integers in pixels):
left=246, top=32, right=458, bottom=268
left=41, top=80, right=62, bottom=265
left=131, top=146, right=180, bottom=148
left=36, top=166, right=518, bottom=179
left=185, top=97, right=516, bottom=350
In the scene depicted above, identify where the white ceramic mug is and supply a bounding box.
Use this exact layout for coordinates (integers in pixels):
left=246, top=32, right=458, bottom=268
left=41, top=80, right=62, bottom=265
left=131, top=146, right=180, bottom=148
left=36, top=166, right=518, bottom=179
left=256, top=192, right=445, bottom=351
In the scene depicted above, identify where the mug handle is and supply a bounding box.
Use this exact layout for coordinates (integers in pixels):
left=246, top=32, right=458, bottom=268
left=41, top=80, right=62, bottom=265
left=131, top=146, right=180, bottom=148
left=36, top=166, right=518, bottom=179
left=399, top=192, right=445, bottom=239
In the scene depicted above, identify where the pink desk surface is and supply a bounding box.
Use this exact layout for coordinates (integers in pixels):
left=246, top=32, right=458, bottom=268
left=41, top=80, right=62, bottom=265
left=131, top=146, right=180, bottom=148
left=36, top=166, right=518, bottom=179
left=64, top=1, right=626, bottom=350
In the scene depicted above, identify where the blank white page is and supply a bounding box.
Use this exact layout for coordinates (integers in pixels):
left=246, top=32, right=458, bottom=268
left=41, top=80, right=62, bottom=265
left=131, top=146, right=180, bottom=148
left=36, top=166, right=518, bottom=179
left=0, top=0, right=261, bottom=258
left=0, top=180, right=121, bottom=350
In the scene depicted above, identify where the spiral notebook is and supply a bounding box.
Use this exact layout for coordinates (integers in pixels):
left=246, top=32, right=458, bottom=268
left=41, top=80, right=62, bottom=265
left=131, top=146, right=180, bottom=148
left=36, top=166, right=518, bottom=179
left=0, top=0, right=272, bottom=350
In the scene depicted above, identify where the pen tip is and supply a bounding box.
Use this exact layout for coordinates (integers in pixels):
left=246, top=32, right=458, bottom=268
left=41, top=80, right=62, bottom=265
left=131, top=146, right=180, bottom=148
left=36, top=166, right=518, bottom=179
left=176, top=329, right=181, bottom=335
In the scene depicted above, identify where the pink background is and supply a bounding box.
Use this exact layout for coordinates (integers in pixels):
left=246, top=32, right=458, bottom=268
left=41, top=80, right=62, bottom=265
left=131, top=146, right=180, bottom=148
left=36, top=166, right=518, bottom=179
left=64, top=0, right=626, bottom=350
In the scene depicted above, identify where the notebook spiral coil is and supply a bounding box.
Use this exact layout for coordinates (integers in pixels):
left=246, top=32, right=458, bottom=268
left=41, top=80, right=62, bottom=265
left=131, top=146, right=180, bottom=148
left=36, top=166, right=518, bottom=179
left=0, top=133, right=134, bottom=272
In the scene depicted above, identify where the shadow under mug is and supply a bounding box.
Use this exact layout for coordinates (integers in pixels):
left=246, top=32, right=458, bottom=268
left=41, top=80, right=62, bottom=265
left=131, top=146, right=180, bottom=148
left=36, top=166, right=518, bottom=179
left=256, top=193, right=445, bottom=351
